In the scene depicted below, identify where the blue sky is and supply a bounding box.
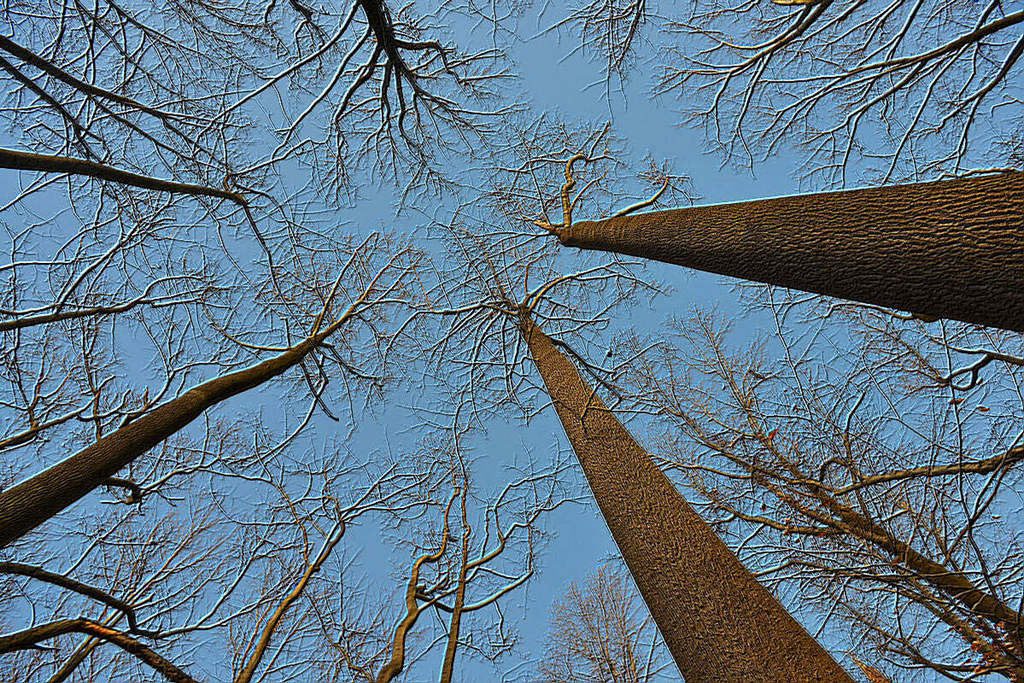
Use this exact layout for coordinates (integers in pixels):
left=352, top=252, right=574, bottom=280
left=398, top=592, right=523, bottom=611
left=0, top=1, right=843, bottom=677
left=7, top=2, right=1021, bottom=681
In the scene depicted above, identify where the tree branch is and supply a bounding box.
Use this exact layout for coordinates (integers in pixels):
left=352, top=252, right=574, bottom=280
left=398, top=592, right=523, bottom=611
left=0, top=618, right=196, bottom=683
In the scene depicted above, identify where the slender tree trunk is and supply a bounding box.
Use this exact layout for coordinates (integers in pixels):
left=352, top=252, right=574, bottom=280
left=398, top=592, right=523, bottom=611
left=376, top=494, right=455, bottom=683
left=557, top=171, right=1024, bottom=331
left=438, top=488, right=470, bottom=683
left=518, top=312, right=852, bottom=682
left=0, top=147, right=244, bottom=204
left=0, top=317, right=349, bottom=548
left=235, top=522, right=345, bottom=683
left=437, top=560, right=467, bottom=683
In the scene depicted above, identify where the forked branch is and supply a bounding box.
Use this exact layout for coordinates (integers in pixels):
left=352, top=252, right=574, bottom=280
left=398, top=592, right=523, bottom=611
left=532, top=153, right=669, bottom=234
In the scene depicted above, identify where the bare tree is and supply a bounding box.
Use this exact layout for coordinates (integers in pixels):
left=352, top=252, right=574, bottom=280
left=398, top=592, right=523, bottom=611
left=554, top=1, right=1024, bottom=183
left=16, top=1, right=1023, bottom=680
left=624, top=294, right=1024, bottom=680
left=0, top=234, right=421, bottom=546
left=516, top=307, right=851, bottom=681
left=404, top=134, right=857, bottom=679
left=0, top=0, right=520, bottom=547
left=0, top=8, right=573, bottom=682
left=534, top=159, right=1024, bottom=332
left=0, top=0, right=505, bottom=196
left=1, top=436, right=443, bottom=681
left=538, top=563, right=673, bottom=683
left=326, top=443, right=579, bottom=682
left=1, top=416, right=573, bottom=682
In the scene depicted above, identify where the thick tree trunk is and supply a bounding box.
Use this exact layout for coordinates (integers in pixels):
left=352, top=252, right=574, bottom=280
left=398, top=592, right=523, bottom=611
left=558, top=171, right=1024, bottom=331
left=518, top=313, right=852, bottom=682
left=0, top=323, right=343, bottom=548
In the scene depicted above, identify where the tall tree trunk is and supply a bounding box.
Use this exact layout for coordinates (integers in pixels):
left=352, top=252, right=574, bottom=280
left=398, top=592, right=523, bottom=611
left=438, top=487, right=470, bottom=683
left=0, top=315, right=353, bottom=548
left=556, top=171, right=1024, bottom=331
left=518, top=312, right=852, bottom=682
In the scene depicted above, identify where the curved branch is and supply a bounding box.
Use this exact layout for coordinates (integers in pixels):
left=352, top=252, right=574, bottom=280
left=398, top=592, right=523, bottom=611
left=0, top=35, right=171, bottom=119
left=234, top=521, right=346, bottom=683
left=611, top=178, right=669, bottom=218
left=833, top=445, right=1024, bottom=495
left=375, top=491, right=457, bottom=683
left=0, top=618, right=196, bottom=683
left=0, top=562, right=156, bottom=636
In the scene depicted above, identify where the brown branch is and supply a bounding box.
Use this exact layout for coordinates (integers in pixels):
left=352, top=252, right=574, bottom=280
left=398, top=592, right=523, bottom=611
left=0, top=298, right=166, bottom=333
left=234, top=521, right=345, bottom=683
left=0, top=406, right=88, bottom=451
left=438, top=487, right=469, bottom=683
left=837, top=11, right=1024, bottom=81
left=0, top=562, right=156, bottom=636
left=375, top=491, right=456, bottom=683
left=814, top=492, right=1021, bottom=631
left=0, top=618, right=196, bottom=683
left=0, top=278, right=376, bottom=546
left=0, top=34, right=171, bottom=119
left=0, top=147, right=243, bottom=205
left=834, top=445, right=1024, bottom=495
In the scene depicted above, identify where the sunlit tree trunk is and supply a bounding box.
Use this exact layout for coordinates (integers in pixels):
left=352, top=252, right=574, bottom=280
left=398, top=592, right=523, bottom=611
left=557, top=171, right=1024, bottom=331
left=375, top=494, right=455, bottom=683
left=518, top=312, right=852, bottom=682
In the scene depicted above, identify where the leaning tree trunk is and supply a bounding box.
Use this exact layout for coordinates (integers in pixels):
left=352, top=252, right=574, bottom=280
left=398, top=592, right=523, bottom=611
left=0, top=317, right=351, bottom=548
left=518, top=312, right=852, bottom=682
left=556, top=171, right=1024, bottom=332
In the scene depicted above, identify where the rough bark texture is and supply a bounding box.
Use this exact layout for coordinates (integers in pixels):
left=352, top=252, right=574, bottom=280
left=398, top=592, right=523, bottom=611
left=0, top=333, right=326, bottom=548
left=560, top=171, right=1024, bottom=332
left=519, top=314, right=852, bottom=682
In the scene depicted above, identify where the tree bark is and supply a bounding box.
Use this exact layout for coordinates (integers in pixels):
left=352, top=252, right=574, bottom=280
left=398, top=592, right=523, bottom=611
left=0, top=147, right=244, bottom=204
left=0, top=316, right=350, bottom=548
left=518, top=313, right=852, bottom=682
left=557, top=171, right=1024, bottom=332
